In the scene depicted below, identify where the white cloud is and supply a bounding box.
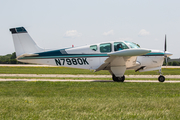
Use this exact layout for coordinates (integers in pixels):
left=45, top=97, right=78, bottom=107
left=138, top=29, right=150, bottom=36
left=154, top=38, right=159, bottom=41
left=64, top=30, right=82, bottom=38
left=117, top=37, right=133, bottom=41
left=103, top=30, right=114, bottom=36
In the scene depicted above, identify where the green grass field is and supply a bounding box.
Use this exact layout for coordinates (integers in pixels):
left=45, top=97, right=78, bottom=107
left=0, top=82, right=180, bottom=119
left=0, top=66, right=180, bottom=119
left=0, top=66, right=180, bottom=75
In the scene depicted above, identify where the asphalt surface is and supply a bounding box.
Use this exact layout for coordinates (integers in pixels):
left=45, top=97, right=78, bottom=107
left=0, top=74, right=180, bottom=78
left=0, top=74, right=180, bottom=83
left=0, top=79, right=180, bottom=83
left=1, top=64, right=180, bottom=82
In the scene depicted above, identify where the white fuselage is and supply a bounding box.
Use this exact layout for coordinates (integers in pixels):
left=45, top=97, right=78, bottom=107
left=18, top=41, right=164, bottom=72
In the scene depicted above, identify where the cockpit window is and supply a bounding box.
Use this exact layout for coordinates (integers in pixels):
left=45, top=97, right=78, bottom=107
left=124, top=41, right=140, bottom=48
left=100, top=43, right=112, bottom=53
left=90, top=45, right=98, bottom=51
left=114, top=42, right=129, bottom=51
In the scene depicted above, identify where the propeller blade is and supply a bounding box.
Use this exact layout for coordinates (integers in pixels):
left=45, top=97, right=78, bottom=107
left=163, top=34, right=172, bottom=66
left=164, top=34, right=167, bottom=52
left=166, top=56, right=168, bottom=66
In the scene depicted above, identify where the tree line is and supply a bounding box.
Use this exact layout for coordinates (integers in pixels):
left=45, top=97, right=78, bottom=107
left=0, top=52, right=23, bottom=64
left=163, top=61, right=180, bottom=66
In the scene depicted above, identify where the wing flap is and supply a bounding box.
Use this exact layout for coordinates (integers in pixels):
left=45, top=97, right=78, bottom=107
left=96, top=48, right=150, bottom=72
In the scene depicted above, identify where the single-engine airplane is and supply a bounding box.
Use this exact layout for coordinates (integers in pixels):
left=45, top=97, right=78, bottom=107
left=9, top=27, right=172, bottom=82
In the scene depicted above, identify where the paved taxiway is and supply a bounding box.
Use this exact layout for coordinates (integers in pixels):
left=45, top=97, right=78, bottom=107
left=0, top=79, right=180, bottom=83
left=1, top=64, right=180, bottom=82
left=1, top=74, right=180, bottom=78
left=0, top=74, right=180, bottom=83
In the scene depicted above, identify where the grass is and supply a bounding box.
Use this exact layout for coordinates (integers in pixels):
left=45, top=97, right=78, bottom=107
left=0, top=66, right=180, bottom=75
left=1, top=76, right=180, bottom=80
left=0, top=82, right=180, bottom=119
left=0, top=66, right=180, bottom=119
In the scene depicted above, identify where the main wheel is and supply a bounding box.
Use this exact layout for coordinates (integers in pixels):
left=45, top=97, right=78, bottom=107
left=112, top=74, right=125, bottom=82
left=158, top=75, right=165, bottom=82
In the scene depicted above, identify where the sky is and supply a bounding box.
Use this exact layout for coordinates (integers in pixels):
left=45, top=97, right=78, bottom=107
left=0, top=0, right=180, bottom=58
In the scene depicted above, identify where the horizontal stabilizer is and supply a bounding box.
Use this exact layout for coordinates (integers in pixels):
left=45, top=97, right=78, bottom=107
left=17, top=53, right=39, bottom=59
left=108, top=48, right=151, bottom=56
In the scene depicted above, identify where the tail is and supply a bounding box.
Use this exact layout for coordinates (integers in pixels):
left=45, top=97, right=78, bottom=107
left=9, top=27, right=43, bottom=57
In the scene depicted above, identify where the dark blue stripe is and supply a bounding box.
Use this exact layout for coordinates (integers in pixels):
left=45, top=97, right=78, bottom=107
left=19, top=54, right=108, bottom=59
left=37, top=50, right=63, bottom=56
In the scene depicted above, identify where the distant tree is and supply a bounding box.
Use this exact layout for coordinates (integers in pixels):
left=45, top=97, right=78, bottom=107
left=163, top=57, right=171, bottom=66
left=10, top=52, right=16, bottom=59
left=9, top=59, right=17, bottom=64
left=168, top=62, right=172, bottom=66
left=172, top=61, right=178, bottom=66
left=0, top=52, right=19, bottom=64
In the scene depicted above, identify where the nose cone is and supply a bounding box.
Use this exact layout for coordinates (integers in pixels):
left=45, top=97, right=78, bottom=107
left=164, top=51, right=173, bottom=57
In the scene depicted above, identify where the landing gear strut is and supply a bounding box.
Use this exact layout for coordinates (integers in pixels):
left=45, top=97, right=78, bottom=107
left=158, top=69, right=165, bottom=82
left=112, top=74, right=125, bottom=82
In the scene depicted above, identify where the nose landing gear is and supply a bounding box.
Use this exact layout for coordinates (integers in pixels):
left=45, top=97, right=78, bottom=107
left=158, top=69, right=165, bottom=82
left=112, top=74, right=125, bottom=82
left=158, top=75, right=165, bottom=82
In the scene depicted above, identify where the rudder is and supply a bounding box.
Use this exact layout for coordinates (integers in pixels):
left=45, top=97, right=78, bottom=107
left=9, top=27, right=43, bottom=57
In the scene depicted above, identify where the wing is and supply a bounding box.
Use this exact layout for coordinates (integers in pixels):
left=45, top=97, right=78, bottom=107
left=95, top=48, right=151, bottom=77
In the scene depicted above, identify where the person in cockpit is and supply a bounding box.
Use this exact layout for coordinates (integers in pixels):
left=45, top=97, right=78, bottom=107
left=117, top=43, right=123, bottom=50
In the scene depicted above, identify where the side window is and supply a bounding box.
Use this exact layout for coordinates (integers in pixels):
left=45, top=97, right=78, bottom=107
left=90, top=45, right=98, bottom=51
left=114, top=42, right=129, bottom=51
left=100, top=43, right=112, bottom=53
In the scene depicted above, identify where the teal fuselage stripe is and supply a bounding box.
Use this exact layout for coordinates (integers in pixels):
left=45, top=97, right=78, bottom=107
left=19, top=53, right=164, bottom=60
left=143, top=53, right=164, bottom=56
left=19, top=54, right=108, bottom=59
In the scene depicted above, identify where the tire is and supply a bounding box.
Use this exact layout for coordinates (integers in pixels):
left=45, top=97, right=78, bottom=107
left=158, top=75, right=165, bottom=82
left=112, top=74, right=117, bottom=82
left=112, top=74, right=125, bottom=82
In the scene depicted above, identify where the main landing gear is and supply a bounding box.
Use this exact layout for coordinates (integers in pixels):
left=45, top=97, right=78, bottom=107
left=158, top=69, right=165, bottom=82
left=112, top=74, right=125, bottom=82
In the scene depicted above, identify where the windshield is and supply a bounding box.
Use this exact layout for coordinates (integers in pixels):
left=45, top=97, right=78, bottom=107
left=124, top=41, right=140, bottom=48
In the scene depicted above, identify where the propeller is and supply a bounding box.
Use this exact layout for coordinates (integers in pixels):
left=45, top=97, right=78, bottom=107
left=164, top=34, right=167, bottom=52
left=164, top=34, right=168, bottom=66
left=163, top=35, right=173, bottom=66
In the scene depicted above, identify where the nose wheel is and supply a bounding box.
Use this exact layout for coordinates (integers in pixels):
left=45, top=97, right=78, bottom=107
left=158, top=69, right=165, bottom=82
left=112, top=74, right=125, bottom=82
left=158, top=75, right=165, bottom=82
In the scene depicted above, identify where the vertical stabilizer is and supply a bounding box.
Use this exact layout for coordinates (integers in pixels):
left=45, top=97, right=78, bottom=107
left=9, top=27, right=43, bottom=57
